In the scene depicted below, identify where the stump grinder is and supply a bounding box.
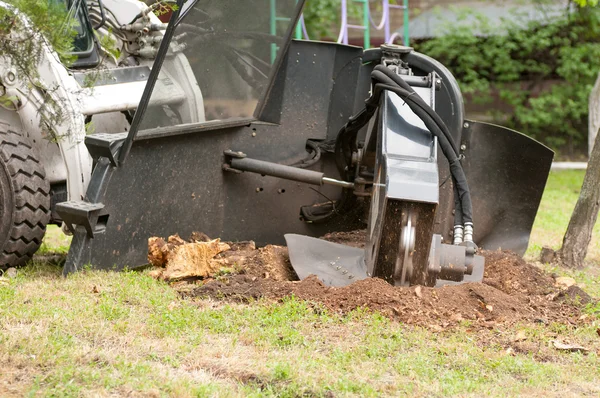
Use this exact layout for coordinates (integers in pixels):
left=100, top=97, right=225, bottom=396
left=2, top=0, right=554, bottom=287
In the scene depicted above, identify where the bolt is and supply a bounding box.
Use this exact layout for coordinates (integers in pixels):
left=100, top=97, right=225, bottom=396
left=251, top=132, right=256, bottom=137
left=255, top=188, right=261, bottom=193
left=460, top=144, right=466, bottom=151
left=463, top=122, right=469, bottom=128
left=436, top=79, right=441, bottom=84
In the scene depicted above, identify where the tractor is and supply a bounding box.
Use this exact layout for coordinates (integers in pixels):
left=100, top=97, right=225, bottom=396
left=0, top=0, right=553, bottom=288
left=0, top=0, right=203, bottom=268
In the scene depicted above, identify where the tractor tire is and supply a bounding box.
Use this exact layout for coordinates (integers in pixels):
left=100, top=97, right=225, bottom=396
left=0, top=127, right=50, bottom=269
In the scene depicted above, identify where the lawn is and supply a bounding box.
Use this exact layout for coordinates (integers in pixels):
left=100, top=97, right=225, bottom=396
left=526, top=170, right=600, bottom=265
left=0, top=170, right=599, bottom=397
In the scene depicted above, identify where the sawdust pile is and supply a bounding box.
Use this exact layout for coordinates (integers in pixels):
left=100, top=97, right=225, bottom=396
left=151, top=233, right=595, bottom=328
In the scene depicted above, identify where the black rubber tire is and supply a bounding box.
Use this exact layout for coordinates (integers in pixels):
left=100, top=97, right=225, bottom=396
left=0, top=127, right=50, bottom=269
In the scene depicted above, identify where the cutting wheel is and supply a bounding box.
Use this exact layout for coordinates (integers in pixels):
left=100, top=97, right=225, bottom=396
left=370, top=200, right=437, bottom=286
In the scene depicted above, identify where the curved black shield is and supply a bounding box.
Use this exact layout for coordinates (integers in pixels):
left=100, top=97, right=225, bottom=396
left=461, top=120, right=553, bottom=255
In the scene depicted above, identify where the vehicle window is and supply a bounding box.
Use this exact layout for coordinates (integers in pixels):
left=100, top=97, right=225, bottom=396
left=138, top=0, right=301, bottom=131
left=60, top=0, right=94, bottom=55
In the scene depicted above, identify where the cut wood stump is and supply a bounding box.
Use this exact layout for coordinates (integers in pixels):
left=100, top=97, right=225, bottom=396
left=148, top=234, right=230, bottom=281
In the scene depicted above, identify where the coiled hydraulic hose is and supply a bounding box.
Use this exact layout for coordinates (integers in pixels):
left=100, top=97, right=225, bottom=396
left=335, top=65, right=474, bottom=235
left=369, top=68, right=472, bottom=226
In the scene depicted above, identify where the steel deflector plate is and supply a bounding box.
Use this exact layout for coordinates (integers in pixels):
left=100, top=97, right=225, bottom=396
left=461, top=120, right=554, bottom=255
left=284, top=234, right=368, bottom=287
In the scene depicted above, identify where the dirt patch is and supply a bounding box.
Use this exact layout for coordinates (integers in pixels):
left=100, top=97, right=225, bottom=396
left=176, top=235, right=595, bottom=329
left=319, top=230, right=367, bottom=248
left=218, top=242, right=297, bottom=282
left=482, top=250, right=556, bottom=296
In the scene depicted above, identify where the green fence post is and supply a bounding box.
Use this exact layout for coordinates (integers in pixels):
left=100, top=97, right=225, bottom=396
left=363, top=0, right=370, bottom=49
left=295, top=17, right=302, bottom=39
left=403, top=0, right=409, bottom=46
left=270, top=0, right=277, bottom=63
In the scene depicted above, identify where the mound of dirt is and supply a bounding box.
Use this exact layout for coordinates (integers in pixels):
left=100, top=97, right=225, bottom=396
left=482, top=250, right=556, bottom=296
left=176, top=234, right=594, bottom=329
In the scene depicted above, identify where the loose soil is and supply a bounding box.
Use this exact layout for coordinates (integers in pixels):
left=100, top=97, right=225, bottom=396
left=176, top=232, right=596, bottom=329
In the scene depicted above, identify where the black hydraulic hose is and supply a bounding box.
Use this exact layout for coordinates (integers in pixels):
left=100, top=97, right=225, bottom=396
left=372, top=66, right=461, bottom=157
left=367, top=80, right=473, bottom=225
left=334, top=106, right=377, bottom=179
left=92, top=0, right=106, bottom=30
left=290, top=140, right=322, bottom=169
left=333, top=66, right=474, bottom=226
left=368, top=71, right=466, bottom=224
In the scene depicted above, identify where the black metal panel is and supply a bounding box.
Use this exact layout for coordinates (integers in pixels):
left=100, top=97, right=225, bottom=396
left=66, top=41, right=368, bottom=271
left=461, top=120, right=554, bottom=255
left=261, top=40, right=363, bottom=140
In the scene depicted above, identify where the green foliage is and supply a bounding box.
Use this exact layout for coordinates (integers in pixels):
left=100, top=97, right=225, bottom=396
left=417, top=4, right=600, bottom=153
left=96, top=28, right=121, bottom=60
left=576, top=0, right=599, bottom=6
left=0, top=0, right=76, bottom=64
left=303, top=0, right=361, bottom=39
left=0, top=1, right=77, bottom=141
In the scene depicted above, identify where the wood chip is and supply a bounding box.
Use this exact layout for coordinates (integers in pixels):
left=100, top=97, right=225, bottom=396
left=450, top=313, right=463, bottom=322
left=552, top=340, right=589, bottom=353
left=555, top=276, right=576, bottom=289
left=415, top=285, right=423, bottom=298
left=512, top=330, right=527, bottom=342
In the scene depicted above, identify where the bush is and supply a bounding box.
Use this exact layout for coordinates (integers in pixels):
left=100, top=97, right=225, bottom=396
left=416, top=3, right=600, bottom=156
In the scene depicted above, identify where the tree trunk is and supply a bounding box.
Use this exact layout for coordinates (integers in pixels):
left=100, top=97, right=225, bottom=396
left=589, top=73, right=600, bottom=156
left=558, top=72, right=600, bottom=268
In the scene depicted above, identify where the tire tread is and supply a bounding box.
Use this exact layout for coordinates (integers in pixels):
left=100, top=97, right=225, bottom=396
left=0, top=129, right=50, bottom=268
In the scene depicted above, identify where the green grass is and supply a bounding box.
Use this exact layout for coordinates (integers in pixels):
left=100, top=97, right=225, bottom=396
left=525, top=170, right=600, bottom=299
left=1, top=263, right=599, bottom=397
left=1, top=170, right=599, bottom=396
left=37, top=224, right=71, bottom=255
left=526, top=170, right=600, bottom=264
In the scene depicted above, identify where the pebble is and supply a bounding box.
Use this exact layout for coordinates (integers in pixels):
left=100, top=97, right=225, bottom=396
left=555, top=276, right=576, bottom=288
left=4, top=267, right=17, bottom=278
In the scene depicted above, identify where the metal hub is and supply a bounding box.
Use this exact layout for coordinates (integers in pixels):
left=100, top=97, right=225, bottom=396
left=396, top=210, right=415, bottom=286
